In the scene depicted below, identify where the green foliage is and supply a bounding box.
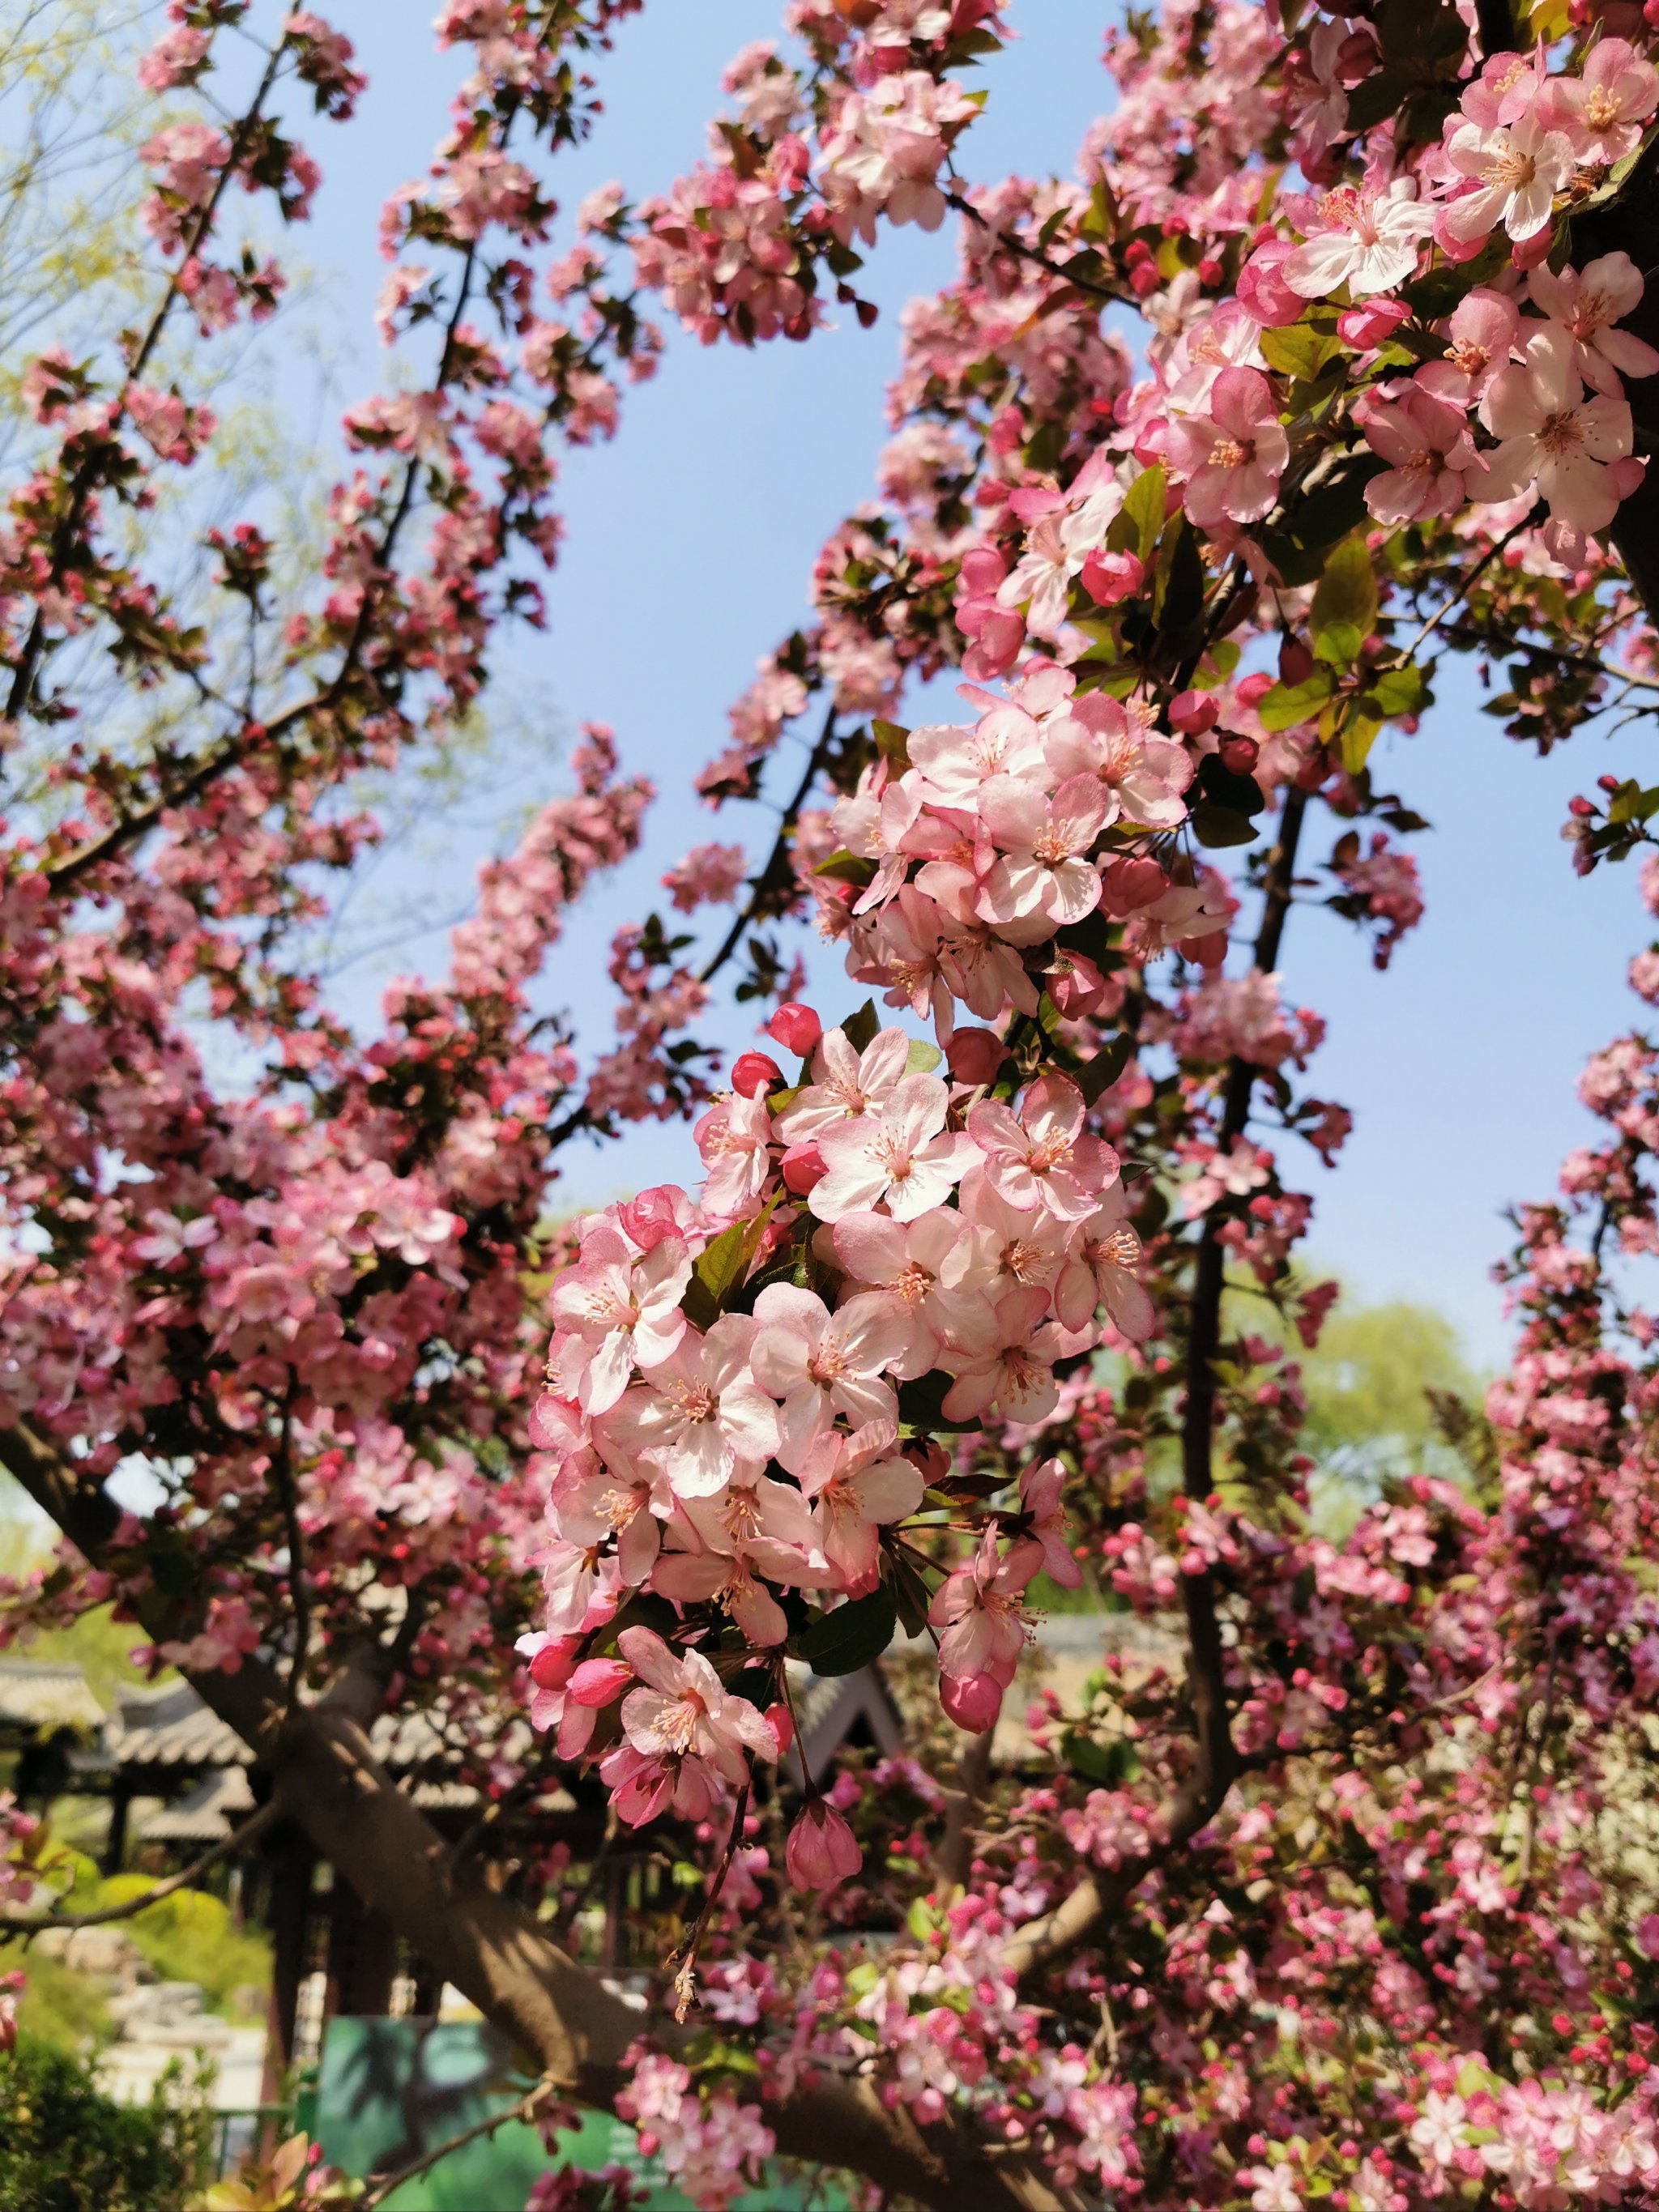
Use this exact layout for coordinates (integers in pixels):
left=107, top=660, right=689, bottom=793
left=15, top=1950, right=112, bottom=2054
left=87, top=1880, right=272, bottom=2022
left=0, top=2033, right=212, bottom=2211
left=1285, top=1287, right=1484, bottom=1532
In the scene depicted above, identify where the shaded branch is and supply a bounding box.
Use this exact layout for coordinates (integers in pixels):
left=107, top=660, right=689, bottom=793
left=0, top=1801, right=277, bottom=1941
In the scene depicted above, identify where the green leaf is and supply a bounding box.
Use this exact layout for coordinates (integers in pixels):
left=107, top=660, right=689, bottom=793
left=812, top=846, right=876, bottom=886
left=1256, top=671, right=1336, bottom=731
left=1108, top=463, right=1166, bottom=564
left=1063, top=1730, right=1141, bottom=1786
left=1152, top=512, right=1205, bottom=636
left=889, top=1554, right=935, bottom=1639
left=680, top=1199, right=778, bottom=1330
left=1260, top=322, right=1340, bottom=382
left=1337, top=701, right=1383, bottom=775
left=1313, top=620, right=1365, bottom=671
left=905, top=1037, right=943, bottom=1073
left=897, top=1369, right=981, bottom=1434
left=1191, top=803, right=1260, bottom=848
left=872, top=718, right=911, bottom=771
left=1365, top=663, right=1427, bottom=718
left=1077, top=1030, right=1134, bottom=1105
left=1311, top=535, right=1379, bottom=659
left=1608, top=778, right=1659, bottom=825
left=1259, top=457, right=1387, bottom=586
left=840, top=999, right=881, bottom=1053
left=796, top=1586, right=898, bottom=1676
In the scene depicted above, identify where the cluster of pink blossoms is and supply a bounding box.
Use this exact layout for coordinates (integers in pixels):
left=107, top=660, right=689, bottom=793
left=527, top=986, right=1155, bottom=1859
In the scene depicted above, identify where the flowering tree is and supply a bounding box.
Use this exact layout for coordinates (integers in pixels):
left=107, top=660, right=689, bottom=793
left=7, top=0, right=1659, bottom=2204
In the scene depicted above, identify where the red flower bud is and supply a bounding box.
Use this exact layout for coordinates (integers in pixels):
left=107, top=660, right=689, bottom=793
left=1168, top=689, right=1218, bottom=735
left=1278, top=636, right=1315, bottom=686
left=731, top=1051, right=783, bottom=1097
left=1099, top=855, right=1168, bottom=917
left=940, top=1670, right=1004, bottom=1734
left=765, top=1702, right=795, bottom=1757
left=780, top=1140, right=826, bottom=1195
left=766, top=1002, right=822, bottom=1057
left=1218, top=735, right=1260, bottom=778
left=945, top=1026, right=1009, bottom=1085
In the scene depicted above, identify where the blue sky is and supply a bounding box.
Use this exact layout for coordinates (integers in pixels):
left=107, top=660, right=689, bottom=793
left=273, top=2, right=1657, bottom=1367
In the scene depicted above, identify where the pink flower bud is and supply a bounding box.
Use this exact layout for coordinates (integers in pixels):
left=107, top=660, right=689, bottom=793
left=785, top=1800, right=862, bottom=1890
left=1234, top=671, right=1275, bottom=710
left=765, top=1701, right=795, bottom=1757
left=1218, top=735, right=1260, bottom=778
left=780, top=1140, right=826, bottom=1195
left=957, top=544, right=1007, bottom=595
left=940, top=1669, right=1004, bottom=1733
left=528, top=1637, right=581, bottom=1692
left=945, top=1026, right=1009, bottom=1085
left=1099, top=855, right=1168, bottom=917
left=1078, top=548, right=1144, bottom=607
left=618, top=1185, right=684, bottom=1251
left=731, top=1051, right=783, bottom=1098
left=567, top=1656, right=633, bottom=1707
left=1168, top=689, right=1218, bottom=735
left=766, top=1002, right=822, bottom=1057
left=1337, top=296, right=1410, bottom=351
left=1044, top=950, right=1111, bottom=1020
left=1236, top=240, right=1303, bottom=328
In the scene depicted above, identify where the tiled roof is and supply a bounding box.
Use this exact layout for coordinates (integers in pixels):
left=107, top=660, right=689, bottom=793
left=0, top=1659, right=105, bottom=1733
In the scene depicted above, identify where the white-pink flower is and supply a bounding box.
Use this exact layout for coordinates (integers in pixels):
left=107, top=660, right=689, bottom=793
left=966, top=1072, right=1120, bottom=1223
left=940, top=1284, right=1065, bottom=1424
left=694, top=1089, right=776, bottom=1218
left=1166, top=367, right=1289, bottom=531
left=832, top=1207, right=998, bottom=1379
left=601, top=1314, right=780, bottom=1500
left=976, top=773, right=1110, bottom=944
left=749, top=1284, right=907, bottom=1470
left=1438, top=113, right=1575, bottom=250
left=1358, top=385, right=1486, bottom=525
left=1282, top=180, right=1431, bottom=299
left=1546, top=37, right=1659, bottom=168
left=616, top=1626, right=779, bottom=1783
left=929, top=1524, right=1039, bottom=1686
left=808, top=1072, right=977, bottom=1224
left=796, top=1419, right=922, bottom=1594
left=1478, top=324, right=1638, bottom=534
left=546, top=1224, right=690, bottom=1413
left=1528, top=252, right=1659, bottom=398
left=1054, top=1185, right=1154, bottom=1340
left=774, top=1024, right=910, bottom=1142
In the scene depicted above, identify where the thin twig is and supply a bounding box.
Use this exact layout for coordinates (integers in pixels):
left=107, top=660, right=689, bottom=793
left=0, top=1801, right=277, bottom=1942
left=358, top=2076, right=558, bottom=2210
left=669, top=1775, right=750, bottom=2021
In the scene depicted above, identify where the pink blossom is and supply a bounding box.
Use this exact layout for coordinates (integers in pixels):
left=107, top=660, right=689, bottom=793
left=1437, top=113, right=1575, bottom=252
left=774, top=1023, right=910, bottom=1142
left=602, top=1314, right=780, bottom=1499
left=1479, top=325, right=1638, bottom=533
left=1054, top=1186, right=1154, bottom=1340
left=1546, top=38, right=1659, bottom=168
left=546, top=1224, right=690, bottom=1414
left=796, top=1418, right=922, bottom=1593
left=1282, top=181, right=1431, bottom=299
left=832, top=1206, right=997, bottom=1378
left=929, top=1525, right=1038, bottom=1689
left=808, top=1072, right=975, bottom=1223
left=749, top=1284, right=906, bottom=1470
left=1358, top=386, right=1486, bottom=525
left=1414, top=287, right=1520, bottom=407
left=966, top=1073, right=1120, bottom=1222
left=1166, top=368, right=1289, bottom=531
left=1528, top=252, right=1659, bottom=398
left=976, top=773, right=1111, bottom=943
left=1016, top=1456, right=1081, bottom=1588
